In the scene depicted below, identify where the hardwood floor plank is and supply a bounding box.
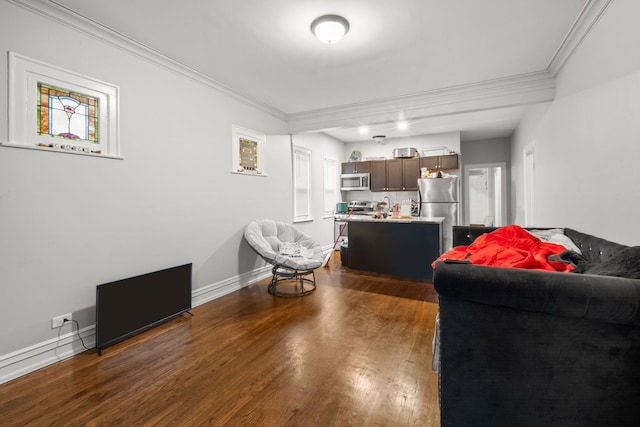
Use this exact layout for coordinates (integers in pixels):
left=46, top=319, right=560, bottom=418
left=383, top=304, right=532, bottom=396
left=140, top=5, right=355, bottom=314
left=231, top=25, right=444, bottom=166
left=0, top=256, right=440, bottom=426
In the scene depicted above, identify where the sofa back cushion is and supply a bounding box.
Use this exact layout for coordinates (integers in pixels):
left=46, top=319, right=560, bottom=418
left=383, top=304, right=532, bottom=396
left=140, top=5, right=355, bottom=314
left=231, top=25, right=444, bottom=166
left=453, top=226, right=631, bottom=270
left=452, top=226, right=499, bottom=246
left=583, top=246, right=640, bottom=279
left=564, top=228, right=628, bottom=264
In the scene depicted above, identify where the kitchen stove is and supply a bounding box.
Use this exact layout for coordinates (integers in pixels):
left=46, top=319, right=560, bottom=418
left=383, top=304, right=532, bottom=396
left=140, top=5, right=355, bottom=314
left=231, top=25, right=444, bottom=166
left=334, top=201, right=374, bottom=247
left=346, top=200, right=374, bottom=215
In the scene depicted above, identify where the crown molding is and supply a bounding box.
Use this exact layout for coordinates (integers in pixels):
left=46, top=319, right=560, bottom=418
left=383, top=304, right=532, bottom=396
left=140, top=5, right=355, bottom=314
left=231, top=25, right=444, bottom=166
left=10, top=0, right=613, bottom=135
left=286, top=0, right=614, bottom=134
left=546, top=0, right=614, bottom=76
left=286, top=71, right=556, bottom=134
left=8, top=0, right=287, bottom=121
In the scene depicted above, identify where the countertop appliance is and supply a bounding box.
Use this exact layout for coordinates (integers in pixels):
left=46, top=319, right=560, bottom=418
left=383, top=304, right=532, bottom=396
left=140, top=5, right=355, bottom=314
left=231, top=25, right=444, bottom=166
left=341, top=173, right=370, bottom=191
left=418, top=177, right=460, bottom=251
left=393, top=147, right=418, bottom=158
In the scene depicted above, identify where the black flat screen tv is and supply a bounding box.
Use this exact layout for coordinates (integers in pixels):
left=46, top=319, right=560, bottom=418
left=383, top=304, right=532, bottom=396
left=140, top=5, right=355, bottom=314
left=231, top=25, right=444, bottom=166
left=96, top=263, right=192, bottom=354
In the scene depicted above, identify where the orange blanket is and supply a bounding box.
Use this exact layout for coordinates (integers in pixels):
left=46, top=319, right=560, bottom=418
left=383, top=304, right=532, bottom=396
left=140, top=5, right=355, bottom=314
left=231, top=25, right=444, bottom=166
left=433, top=225, right=574, bottom=272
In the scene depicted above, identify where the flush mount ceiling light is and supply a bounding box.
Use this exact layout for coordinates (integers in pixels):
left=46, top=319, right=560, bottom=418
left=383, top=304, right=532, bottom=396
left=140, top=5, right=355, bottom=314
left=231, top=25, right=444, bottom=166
left=372, top=135, right=386, bottom=143
left=396, top=121, right=409, bottom=130
left=310, top=15, right=350, bottom=44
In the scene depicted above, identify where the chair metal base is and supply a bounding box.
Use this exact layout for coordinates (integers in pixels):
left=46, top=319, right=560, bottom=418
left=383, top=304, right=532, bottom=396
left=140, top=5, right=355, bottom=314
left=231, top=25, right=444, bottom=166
left=268, top=265, right=317, bottom=297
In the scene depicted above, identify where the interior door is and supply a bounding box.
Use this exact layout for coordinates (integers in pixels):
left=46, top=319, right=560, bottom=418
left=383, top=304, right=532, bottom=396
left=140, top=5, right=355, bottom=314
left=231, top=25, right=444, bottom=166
left=464, top=162, right=507, bottom=227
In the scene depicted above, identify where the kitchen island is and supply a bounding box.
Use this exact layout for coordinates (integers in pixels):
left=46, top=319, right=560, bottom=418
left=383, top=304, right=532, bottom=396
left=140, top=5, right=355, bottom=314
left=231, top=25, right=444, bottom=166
left=344, top=216, right=444, bottom=280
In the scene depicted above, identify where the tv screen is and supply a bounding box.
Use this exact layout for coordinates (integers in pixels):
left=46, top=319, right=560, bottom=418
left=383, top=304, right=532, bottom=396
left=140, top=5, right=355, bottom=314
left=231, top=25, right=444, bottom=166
left=96, top=263, right=192, bottom=353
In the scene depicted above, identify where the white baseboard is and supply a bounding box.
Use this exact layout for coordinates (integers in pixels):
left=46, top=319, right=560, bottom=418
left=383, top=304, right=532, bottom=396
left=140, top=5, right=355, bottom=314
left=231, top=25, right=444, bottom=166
left=0, top=265, right=273, bottom=385
left=191, top=265, right=272, bottom=307
left=0, top=325, right=96, bottom=385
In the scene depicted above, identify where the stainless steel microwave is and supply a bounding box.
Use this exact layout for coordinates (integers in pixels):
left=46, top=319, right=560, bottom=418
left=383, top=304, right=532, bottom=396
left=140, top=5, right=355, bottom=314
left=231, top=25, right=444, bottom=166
left=341, top=173, right=370, bottom=191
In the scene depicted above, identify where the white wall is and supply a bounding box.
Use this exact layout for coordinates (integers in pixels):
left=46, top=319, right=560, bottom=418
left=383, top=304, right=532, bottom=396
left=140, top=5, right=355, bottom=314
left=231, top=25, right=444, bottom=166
left=0, top=1, right=296, bottom=363
left=511, top=0, right=640, bottom=244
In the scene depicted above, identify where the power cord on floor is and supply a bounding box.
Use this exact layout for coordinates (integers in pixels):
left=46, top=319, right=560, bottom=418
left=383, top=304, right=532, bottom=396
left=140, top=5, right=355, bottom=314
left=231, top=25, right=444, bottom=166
left=64, top=318, right=91, bottom=350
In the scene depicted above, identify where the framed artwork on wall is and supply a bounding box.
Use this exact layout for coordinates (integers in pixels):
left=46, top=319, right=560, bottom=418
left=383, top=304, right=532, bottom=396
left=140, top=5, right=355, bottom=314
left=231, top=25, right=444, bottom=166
left=4, top=52, right=121, bottom=159
left=231, top=124, right=267, bottom=176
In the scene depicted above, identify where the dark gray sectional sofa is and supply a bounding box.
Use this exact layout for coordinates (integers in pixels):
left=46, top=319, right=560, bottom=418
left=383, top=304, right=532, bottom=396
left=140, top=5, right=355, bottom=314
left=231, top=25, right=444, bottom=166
left=433, top=226, right=640, bottom=427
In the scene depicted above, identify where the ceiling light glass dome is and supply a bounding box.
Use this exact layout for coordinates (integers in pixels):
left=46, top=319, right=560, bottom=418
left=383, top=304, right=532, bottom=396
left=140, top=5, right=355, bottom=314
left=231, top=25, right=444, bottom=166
left=311, top=15, right=350, bottom=44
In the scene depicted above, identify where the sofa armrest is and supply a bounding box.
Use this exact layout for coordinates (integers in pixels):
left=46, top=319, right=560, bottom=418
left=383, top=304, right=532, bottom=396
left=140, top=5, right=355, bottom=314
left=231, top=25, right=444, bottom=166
left=433, top=262, right=640, bottom=326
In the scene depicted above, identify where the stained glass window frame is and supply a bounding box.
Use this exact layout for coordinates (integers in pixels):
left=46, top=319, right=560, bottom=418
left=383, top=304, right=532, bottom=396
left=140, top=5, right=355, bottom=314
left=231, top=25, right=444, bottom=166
left=231, top=125, right=267, bottom=176
left=6, top=52, right=121, bottom=159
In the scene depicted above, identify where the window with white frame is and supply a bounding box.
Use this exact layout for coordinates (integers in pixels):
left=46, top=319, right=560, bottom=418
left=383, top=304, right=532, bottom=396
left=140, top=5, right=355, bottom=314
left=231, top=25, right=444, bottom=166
left=323, top=157, right=338, bottom=218
left=293, top=145, right=312, bottom=222
left=7, top=52, right=121, bottom=159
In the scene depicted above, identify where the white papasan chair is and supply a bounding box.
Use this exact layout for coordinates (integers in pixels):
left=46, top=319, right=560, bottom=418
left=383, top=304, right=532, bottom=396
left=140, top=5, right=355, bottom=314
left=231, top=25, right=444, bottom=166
left=244, top=219, right=324, bottom=296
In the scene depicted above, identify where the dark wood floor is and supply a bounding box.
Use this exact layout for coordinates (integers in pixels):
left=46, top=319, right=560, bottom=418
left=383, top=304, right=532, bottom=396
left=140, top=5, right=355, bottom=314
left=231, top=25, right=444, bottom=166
left=0, top=255, right=440, bottom=427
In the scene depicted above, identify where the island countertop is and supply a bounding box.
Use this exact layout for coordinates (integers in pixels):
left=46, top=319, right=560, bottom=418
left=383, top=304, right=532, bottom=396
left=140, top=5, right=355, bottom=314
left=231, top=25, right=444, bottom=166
left=336, top=215, right=445, bottom=224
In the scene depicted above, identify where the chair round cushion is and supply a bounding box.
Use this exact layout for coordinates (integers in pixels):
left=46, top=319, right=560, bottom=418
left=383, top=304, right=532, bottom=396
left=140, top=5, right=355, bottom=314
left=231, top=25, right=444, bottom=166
left=245, top=219, right=324, bottom=270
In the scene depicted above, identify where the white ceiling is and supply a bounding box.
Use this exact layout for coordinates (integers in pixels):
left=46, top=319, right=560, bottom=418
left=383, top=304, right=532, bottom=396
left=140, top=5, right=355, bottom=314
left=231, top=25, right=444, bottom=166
left=49, top=0, right=596, bottom=142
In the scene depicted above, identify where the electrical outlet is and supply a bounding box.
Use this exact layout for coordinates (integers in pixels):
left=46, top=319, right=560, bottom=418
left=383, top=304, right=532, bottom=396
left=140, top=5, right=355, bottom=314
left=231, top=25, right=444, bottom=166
left=51, top=313, right=72, bottom=329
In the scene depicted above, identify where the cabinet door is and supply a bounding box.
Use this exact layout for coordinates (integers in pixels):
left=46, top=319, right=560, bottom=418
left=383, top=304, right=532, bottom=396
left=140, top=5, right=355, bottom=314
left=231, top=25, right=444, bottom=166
left=386, top=159, right=404, bottom=191
left=355, top=161, right=370, bottom=173
left=420, top=157, right=439, bottom=170
left=341, top=161, right=370, bottom=174
left=369, top=160, right=387, bottom=191
left=341, top=162, right=356, bottom=174
left=402, top=158, right=420, bottom=190
left=438, top=154, right=458, bottom=170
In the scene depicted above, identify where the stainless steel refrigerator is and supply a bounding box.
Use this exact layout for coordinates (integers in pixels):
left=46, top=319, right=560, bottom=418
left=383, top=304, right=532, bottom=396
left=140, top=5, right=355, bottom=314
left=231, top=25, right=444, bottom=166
left=418, top=177, right=460, bottom=251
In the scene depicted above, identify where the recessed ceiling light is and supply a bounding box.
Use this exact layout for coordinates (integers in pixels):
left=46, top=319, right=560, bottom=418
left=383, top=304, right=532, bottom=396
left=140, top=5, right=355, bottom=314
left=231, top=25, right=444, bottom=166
left=397, top=121, right=408, bottom=130
left=310, top=15, right=350, bottom=44
left=359, top=126, right=369, bottom=134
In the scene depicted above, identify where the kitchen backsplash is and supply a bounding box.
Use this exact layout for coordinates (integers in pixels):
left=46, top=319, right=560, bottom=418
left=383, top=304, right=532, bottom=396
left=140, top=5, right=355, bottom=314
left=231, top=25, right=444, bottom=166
left=341, top=189, right=418, bottom=205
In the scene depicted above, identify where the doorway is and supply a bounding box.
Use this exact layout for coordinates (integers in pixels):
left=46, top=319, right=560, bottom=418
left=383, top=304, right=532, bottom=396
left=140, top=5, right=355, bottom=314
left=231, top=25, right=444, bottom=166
left=523, top=145, right=536, bottom=226
left=464, top=162, right=507, bottom=227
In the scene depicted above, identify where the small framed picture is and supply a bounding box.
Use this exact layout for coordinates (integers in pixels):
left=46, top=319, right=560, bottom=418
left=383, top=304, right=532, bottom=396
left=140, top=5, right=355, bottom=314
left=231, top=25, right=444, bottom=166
left=231, top=125, right=267, bottom=176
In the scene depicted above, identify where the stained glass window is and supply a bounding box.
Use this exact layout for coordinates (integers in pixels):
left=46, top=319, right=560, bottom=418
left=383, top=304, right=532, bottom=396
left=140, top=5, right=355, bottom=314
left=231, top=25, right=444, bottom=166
left=37, top=83, right=98, bottom=143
